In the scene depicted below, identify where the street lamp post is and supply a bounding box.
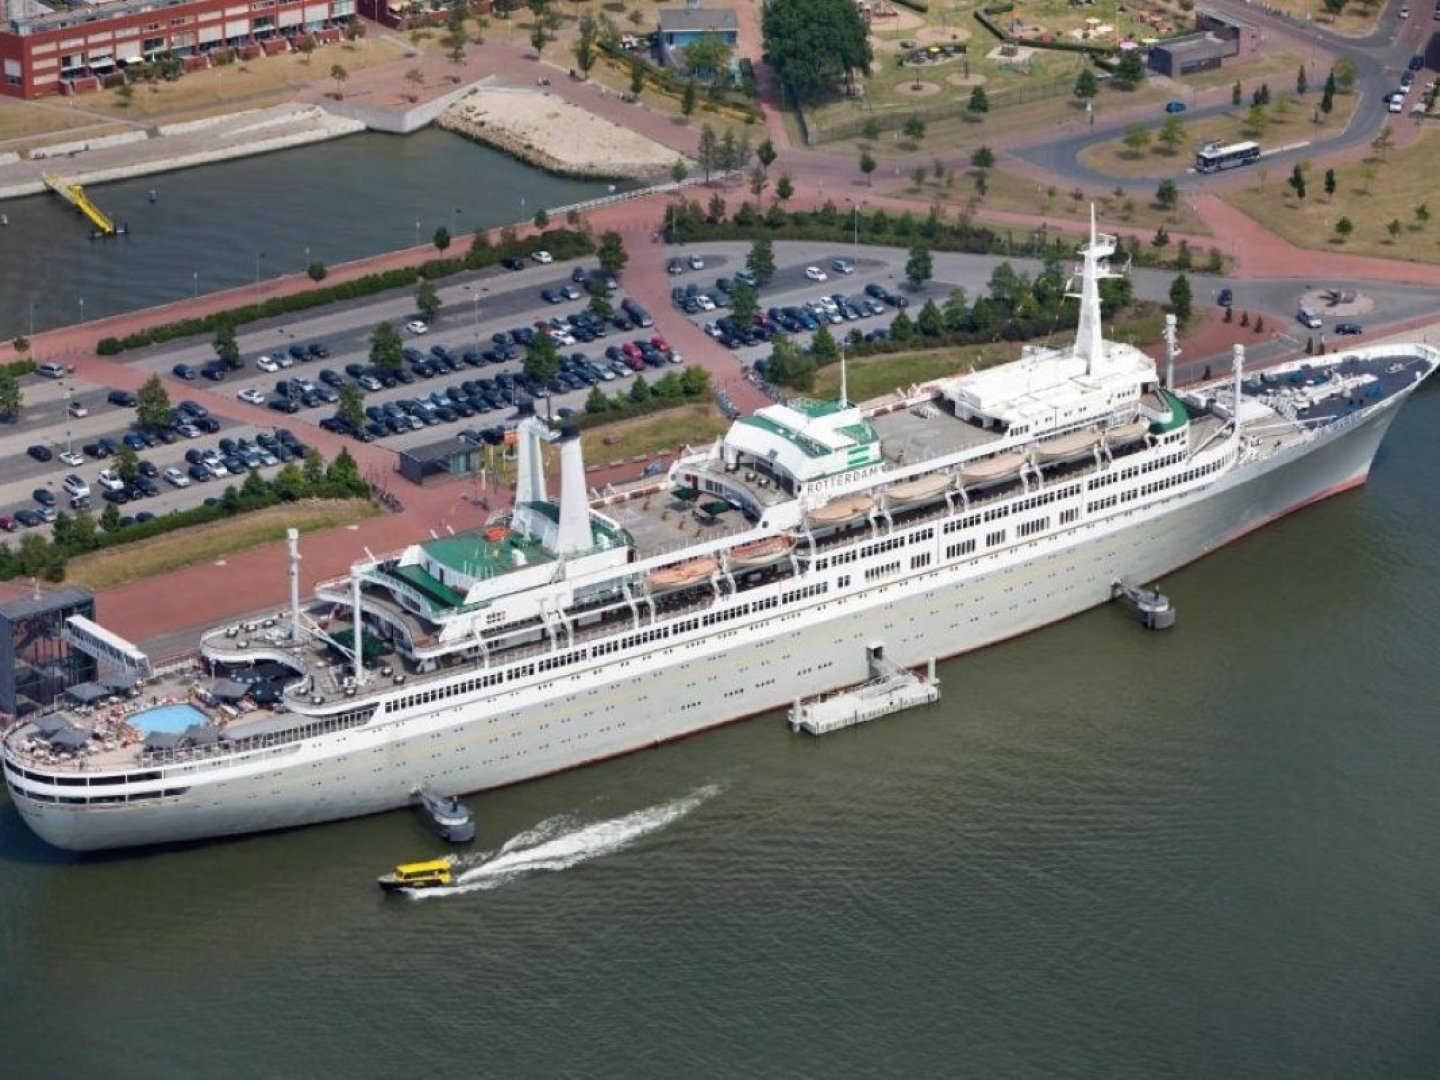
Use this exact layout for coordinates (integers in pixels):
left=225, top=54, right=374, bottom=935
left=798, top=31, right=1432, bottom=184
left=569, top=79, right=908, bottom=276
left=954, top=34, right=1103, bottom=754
left=78, top=296, right=85, bottom=325
left=414, top=220, right=421, bottom=247
left=192, top=271, right=199, bottom=299
left=465, top=285, right=482, bottom=346
left=28, top=300, right=35, bottom=338
left=254, top=250, right=266, bottom=298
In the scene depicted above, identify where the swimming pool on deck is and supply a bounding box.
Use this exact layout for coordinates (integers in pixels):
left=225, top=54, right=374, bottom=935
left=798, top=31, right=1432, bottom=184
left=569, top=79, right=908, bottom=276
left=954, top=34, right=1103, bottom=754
left=129, top=703, right=210, bottom=734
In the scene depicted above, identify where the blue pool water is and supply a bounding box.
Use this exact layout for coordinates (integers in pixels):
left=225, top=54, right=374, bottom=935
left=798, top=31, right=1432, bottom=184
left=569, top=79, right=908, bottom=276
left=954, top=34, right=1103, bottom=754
left=130, top=703, right=209, bottom=735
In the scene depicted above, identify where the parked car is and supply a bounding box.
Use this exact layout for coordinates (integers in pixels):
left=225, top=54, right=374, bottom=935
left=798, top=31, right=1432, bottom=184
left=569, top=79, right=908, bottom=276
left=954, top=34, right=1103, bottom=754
left=238, top=387, right=266, bottom=405
left=688, top=254, right=705, bottom=270
left=26, top=444, right=52, bottom=462
left=63, top=474, right=90, bottom=497
left=1164, top=99, right=1187, bottom=113
left=107, top=389, right=137, bottom=407
left=1217, top=287, right=1234, bottom=307
left=805, top=266, right=828, bottom=282
left=172, top=363, right=197, bottom=380
left=1335, top=321, right=1364, bottom=335
left=256, top=355, right=282, bottom=373
left=67, top=399, right=89, bottom=417
left=501, top=256, right=526, bottom=271
left=830, top=258, right=856, bottom=275
left=32, top=488, right=56, bottom=508
left=59, top=450, right=84, bottom=467
left=405, top=320, right=430, bottom=335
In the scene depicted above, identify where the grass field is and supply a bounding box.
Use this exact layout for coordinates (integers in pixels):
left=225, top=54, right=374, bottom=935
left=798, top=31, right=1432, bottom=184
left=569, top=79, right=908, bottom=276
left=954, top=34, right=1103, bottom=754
left=1077, top=91, right=1359, bottom=179
left=65, top=499, right=377, bottom=590
left=0, top=103, right=122, bottom=148
left=584, top=403, right=732, bottom=467
left=1258, top=0, right=1385, bottom=37
left=1225, top=124, right=1440, bottom=262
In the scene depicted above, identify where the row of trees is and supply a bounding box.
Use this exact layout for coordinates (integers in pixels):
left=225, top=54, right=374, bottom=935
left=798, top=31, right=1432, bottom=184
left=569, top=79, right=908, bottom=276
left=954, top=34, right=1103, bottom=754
left=0, top=448, right=369, bottom=583
left=582, top=367, right=712, bottom=418
left=762, top=0, right=871, bottom=102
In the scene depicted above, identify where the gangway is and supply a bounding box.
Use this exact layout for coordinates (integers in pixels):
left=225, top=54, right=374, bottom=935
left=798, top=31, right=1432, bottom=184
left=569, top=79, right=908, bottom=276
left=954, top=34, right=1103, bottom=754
left=788, top=645, right=939, bottom=736
left=43, top=174, right=120, bottom=237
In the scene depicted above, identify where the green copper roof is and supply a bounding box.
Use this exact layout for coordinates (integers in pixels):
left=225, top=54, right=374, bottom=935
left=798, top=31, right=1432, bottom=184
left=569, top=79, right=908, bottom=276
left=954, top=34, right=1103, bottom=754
left=1150, top=388, right=1190, bottom=434
left=789, top=397, right=851, bottom=419
left=740, top=414, right=830, bottom=458
left=422, top=530, right=554, bottom=581
left=386, top=564, right=467, bottom=610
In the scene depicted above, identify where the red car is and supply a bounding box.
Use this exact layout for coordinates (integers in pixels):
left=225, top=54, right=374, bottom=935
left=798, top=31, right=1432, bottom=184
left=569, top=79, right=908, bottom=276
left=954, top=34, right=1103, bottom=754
left=0, top=515, right=15, bottom=533
left=650, top=335, right=671, bottom=353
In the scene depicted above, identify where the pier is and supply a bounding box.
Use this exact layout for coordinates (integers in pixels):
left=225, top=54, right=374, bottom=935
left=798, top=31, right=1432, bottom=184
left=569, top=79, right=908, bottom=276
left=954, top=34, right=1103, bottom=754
left=789, top=647, right=940, bottom=736
left=42, top=174, right=118, bottom=237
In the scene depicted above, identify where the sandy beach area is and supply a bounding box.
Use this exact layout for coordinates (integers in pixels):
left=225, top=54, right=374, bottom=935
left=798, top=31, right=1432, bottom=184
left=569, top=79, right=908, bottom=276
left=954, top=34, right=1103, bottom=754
left=439, top=88, right=682, bottom=180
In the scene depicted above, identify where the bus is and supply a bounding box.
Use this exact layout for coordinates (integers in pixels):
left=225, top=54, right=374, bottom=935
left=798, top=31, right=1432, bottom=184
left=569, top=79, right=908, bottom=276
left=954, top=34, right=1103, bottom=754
left=1195, top=141, right=1262, bottom=173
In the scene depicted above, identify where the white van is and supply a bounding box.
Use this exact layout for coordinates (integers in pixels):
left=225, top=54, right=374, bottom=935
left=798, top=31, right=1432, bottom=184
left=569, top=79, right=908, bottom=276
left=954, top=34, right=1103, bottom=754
left=1297, top=307, right=1323, bottom=330
left=36, top=362, right=67, bottom=379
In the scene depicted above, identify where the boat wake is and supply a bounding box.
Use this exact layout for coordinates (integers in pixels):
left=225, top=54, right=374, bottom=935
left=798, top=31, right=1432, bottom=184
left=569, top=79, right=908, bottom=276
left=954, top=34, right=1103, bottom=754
left=405, top=784, right=718, bottom=899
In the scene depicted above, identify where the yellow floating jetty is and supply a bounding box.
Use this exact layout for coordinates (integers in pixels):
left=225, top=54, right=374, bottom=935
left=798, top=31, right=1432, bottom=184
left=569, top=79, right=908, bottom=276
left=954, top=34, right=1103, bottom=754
left=43, top=174, right=118, bottom=237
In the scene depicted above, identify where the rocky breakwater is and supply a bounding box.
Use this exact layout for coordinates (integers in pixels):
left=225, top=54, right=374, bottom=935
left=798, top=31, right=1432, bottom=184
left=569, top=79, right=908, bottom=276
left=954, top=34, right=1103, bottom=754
left=437, top=88, right=680, bottom=181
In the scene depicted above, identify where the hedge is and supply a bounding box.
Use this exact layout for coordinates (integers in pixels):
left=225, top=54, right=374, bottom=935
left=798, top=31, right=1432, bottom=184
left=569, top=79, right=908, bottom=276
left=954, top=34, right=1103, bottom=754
left=96, top=229, right=594, bottom=356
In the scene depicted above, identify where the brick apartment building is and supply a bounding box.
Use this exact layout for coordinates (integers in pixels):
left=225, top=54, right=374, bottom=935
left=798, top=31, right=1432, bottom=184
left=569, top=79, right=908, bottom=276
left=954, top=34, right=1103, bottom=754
left=0, top=0, right=357, bottom=99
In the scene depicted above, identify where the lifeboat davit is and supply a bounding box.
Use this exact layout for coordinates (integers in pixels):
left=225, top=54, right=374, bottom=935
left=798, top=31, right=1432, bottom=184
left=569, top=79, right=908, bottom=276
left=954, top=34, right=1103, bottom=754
left=648, top=557, right=718, bottom=592
left=805, top=494, right=873, bottom=527
left=726, top=534, right=796, bottom=570
left=884, top=473, right=950, bottom=508
left=1034, top=430, right=1100, bottom=465
left=1104, top=419, right=1151, bottom=446
left=959, top=451, right=1026, bottom=487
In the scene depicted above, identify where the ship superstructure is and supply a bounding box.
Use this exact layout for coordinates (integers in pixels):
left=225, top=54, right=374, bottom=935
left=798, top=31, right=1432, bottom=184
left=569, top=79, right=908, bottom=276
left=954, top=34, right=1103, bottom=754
left=6, top=215, right=1437, bottom=851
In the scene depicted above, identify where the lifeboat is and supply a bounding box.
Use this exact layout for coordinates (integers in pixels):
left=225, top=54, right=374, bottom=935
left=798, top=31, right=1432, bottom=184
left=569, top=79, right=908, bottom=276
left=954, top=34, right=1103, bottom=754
left=647, top=557, right=718, bottom=591
left=1034, top=430, right=1100, bottom=465
left=726, top=534, right=796, bottom=570
left=1104, top=419, right=1151, bottom=446
left=483, top=525, right=508, bottom=542
left=805, top=494, right=874, bottom=527
left=884, top=473, right=950, bottom=508
left=959, top=451, right=1026, bottom=487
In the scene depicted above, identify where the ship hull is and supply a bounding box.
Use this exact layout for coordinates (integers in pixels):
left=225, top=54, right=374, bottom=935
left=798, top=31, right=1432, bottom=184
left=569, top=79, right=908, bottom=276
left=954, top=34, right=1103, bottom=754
left=6, top=391, right=1410, bottom=851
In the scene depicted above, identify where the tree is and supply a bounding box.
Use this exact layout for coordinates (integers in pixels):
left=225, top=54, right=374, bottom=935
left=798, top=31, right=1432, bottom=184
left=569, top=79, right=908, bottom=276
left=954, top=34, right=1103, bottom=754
left=681, top=78, right=698, bottom=118
left=697, top=123, right=719, bottom=181
left=775, top=173, right=794, bottom=203
left=597, top=230, right=628, bottom=275
left=748, top=164, right=769, bottom=199
left=416, top=279, right=442, bottom=322
left=681, top=30, right=734, bottom=76
left=135, top=374, right=171, bottom=431
left=767, top=334, right=815, bottom=390
left=1371, top=123, right=1394, bottom=160
left=971, top=145, right=995, bottom=169
left=1334, top=216, right=1354, bottom=242
left=762, top=0, right=872, bottom=102
left=1416, top=202, right=1431, bottom=228
left=859, top=149, right=876, bottom=185
left=329, top=64, right=348, bottom=97
left=524, top=331, right=560, bottom=382
left=1287, top=162, right=1306, bottom=200
left=587, top=279, right=613, bottom=321
left=628, top=372, right=651, bottom=404
left=810, top=324, right=840, bottom=363
left=902, top=114, right=927, bottom=147
left=213, top=322, right=241, bottom=368
left=1114, top=50, right=1145, bottom=88
left=1296, top=64, right=1308, bottom=96
left=100, top=502, right=122, bottom=534
left=1121, top=123, right=1151, bottom=156
left=114, top=442, right=139, bottom=484
left=630, top=58, right=646, bottom=96
left=574, top=12, right=599, bottom=75
left=307, top=261, right=328, bottom=283
left=967, top=85, right=989, bottom=115
left=757, top=138, right=777, bottom=171
left=406, top=67, right=425, bottom=93
left=533, top=207, right=549, bottom=229
left=1387, top=218, right=1403, bottom=243
left=1232, top=80, right=1242, bottom=107
left=0, top=369, right=20, bottom=421
left=530, top=18, right=550, bottom=58
left=1155, top=178, right=1179, bottom=211
left=337, top=382, right=365, bottom=431
left=730, top=280, right=758, bottom=328
left=585, top=385, right=610, bottom=415
left=1168, top=274, right=1193, bottom=324
left=432, top=225, right=451, bottom=252
left=1324, top=168, right=1336, bottom=199
left=904, top=244, right=933, bottom=290
left=1322, top=0, right=1346, bottom=13
left=916, top=298, right=945, bottom=338
left=1320, top=82, right=1334, bottom=118
left=1158, top=115, right=1185, bottom=153
left=370, top=321, right=404, bottom=371
left=1332, top=58, right=1357, bottom=93
left=1244, top=102, right=1268, bottom=136
left=671, top=159, right=689, bottom=184
left=747, top=236, right=776, bottom=284
left=1074, top=67, right=1098, bottom=101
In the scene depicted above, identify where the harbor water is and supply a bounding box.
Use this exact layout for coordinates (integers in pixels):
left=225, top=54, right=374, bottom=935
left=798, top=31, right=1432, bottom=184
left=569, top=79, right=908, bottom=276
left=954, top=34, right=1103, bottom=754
left=2, top=380, right=1439, bottom=1077
left=0, top=128, right=626, bottom=339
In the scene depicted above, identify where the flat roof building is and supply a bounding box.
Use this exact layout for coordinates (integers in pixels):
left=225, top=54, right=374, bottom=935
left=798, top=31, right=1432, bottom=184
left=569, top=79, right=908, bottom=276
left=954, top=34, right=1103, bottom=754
left=0, top=585, right=96, bottom=718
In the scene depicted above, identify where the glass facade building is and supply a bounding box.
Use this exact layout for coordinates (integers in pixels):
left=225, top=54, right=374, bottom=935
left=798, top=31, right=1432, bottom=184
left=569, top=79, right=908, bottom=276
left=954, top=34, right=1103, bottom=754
left=0, top=586, right=96, bottom=718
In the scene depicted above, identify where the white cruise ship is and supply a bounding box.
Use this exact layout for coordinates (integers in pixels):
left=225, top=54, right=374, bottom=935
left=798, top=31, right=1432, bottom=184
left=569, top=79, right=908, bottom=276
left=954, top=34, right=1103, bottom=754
left=6, top=216, right=1437, bottom=851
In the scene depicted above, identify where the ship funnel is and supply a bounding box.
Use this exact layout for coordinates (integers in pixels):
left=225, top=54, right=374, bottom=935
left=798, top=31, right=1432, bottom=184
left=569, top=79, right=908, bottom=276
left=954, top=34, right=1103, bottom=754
left=513, top=414, right=550, bottom=507
left=556, top=422, right=591, bottom=556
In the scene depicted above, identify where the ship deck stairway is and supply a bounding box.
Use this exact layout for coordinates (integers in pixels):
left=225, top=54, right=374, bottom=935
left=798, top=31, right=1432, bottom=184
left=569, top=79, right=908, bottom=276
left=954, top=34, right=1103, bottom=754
left=788, top=645, right=940, bottom=736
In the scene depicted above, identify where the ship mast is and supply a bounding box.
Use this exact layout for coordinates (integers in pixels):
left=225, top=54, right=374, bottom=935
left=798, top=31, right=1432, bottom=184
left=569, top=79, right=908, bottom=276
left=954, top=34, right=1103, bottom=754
left=1070, top=206, right=1120, bottom=376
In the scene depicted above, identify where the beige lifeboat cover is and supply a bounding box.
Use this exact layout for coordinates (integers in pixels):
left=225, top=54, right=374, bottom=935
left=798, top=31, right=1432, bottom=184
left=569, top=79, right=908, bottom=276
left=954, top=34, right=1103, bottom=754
left=648, top=557, right=718, bottom=588
left=886, top=473, right=950, bottom=503
left=806, top=493, right=874, bottom=524
left=960, top=451, right=1026, bottom=482
left=1035, top=430, right=1099, bottom=461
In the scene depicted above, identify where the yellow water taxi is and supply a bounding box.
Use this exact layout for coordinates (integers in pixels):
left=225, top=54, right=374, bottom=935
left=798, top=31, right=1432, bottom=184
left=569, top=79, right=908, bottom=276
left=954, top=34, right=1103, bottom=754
left=377, top=857, right=454, bottom=892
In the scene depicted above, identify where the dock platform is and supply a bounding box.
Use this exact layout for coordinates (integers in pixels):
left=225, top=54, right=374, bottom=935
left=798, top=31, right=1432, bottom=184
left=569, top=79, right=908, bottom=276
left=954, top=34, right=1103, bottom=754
left=43, top=173, right=118, bottom=236
left=789, top=649, right=940, bottom=736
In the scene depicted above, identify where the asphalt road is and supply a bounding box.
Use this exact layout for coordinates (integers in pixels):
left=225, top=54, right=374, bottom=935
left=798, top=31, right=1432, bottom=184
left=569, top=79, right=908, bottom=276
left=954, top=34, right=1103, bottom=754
left=1012, top=0, right=1428, bottom=190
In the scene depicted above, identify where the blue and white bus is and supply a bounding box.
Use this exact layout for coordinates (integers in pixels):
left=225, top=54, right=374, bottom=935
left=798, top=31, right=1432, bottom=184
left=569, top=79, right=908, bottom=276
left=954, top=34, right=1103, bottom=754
left=1195, top=141, right=1262, bottom=173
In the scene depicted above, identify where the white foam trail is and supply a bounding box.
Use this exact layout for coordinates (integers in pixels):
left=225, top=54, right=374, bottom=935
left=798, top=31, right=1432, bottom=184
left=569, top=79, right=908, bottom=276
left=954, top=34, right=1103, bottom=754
left=407, top=784, right=717, bottom=900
